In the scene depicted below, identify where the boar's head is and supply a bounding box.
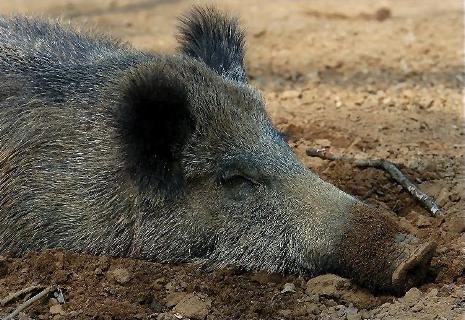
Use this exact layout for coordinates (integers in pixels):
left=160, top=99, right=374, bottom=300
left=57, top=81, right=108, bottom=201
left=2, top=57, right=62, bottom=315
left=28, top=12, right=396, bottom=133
left=116, top=7, right=435, bottom=293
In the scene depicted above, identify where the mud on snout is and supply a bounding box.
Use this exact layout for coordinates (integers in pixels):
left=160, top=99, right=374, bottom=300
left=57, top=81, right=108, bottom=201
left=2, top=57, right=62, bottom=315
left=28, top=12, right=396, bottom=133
left=335, top=202, right=436, bottom=293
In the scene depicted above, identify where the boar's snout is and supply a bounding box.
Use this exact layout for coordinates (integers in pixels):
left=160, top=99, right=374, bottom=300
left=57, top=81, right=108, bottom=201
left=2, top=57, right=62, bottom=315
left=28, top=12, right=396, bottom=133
left=333, top=202, right=436, bottom=293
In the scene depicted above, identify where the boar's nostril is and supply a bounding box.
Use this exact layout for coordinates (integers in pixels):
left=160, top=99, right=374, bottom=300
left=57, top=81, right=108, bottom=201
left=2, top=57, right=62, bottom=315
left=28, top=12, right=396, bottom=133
left=392, top=241, right=436, bottom=289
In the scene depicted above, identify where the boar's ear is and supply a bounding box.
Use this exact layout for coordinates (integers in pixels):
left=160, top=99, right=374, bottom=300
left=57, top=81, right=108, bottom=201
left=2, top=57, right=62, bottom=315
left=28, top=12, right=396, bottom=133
left=177, top=6, right=247, bottom=84
left=119, top=67, right=195, bottom=191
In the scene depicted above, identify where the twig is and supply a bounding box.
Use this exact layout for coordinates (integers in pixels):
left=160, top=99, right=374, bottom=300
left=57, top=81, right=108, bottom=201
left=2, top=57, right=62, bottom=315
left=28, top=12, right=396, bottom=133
left=306, top=148, right=442, bottom=216
left=0, top=285, right=43, bottom=307
left=306, top=148, right=345, bottom=161
left=2, top=285, right=56, bottom=320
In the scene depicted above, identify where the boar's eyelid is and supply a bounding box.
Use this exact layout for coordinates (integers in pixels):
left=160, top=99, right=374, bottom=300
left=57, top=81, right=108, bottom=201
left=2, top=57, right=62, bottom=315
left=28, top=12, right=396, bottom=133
left=220, top=173, right=258, bottom=189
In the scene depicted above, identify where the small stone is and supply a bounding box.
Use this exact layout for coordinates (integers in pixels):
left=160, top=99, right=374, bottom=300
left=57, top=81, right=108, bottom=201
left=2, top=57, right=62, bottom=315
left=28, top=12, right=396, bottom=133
left=103, top=286, right=116, bottom=296
left=411, top=301, right=424, bottom=312
left=165, top=281, right=175, bottom=292
left=416, top=215, right=431, bottom=228
left=346, top=308, right=361, bottom=320
left=156, top=313, right=178, bottom=320
left=94, top=267, right=103, bottom=276
left=375, top=7, right=391, bottom=21
left=253, top=29, right=266, bottom=38
left=49, top=304, right=65, bottom=315
left=171, top=293, right=212, bottom=320
left=108, top=268, right=131, bottom=284
left=306, top=274, right=349, bottom=299
left=281, top=90, right=302, bottom=100
left=281, top=282, right=296, bottom=294
left=402, top=287, right=422, bottom=307
left=165, top=292, right=188, bottom=308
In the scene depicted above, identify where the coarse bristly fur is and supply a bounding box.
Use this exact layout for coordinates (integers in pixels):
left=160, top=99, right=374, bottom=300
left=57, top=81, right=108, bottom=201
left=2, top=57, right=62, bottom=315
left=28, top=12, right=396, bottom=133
left=177, top=6, right=247, bottom=83
left=0, top=7, right=434, bottom=293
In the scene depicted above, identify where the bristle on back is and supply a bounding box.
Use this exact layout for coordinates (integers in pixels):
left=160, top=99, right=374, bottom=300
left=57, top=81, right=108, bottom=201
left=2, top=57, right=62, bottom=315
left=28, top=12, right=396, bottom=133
left=177, top=6, right=247, bottom=83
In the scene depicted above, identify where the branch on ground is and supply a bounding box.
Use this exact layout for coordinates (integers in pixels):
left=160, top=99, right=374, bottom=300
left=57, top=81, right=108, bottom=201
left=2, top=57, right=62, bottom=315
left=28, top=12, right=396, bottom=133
left=2, top=285, right=57, bottom=320
left=306, top=148, right=441, bottom=216
left=0, top=285, right=43, bottom=307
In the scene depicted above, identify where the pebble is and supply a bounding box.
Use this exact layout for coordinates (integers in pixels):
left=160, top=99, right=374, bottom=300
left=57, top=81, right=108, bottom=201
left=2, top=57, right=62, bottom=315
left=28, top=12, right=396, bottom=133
left=375, top=7, right=391, bottom=21
left=156, top=313, right=178, bottom=320
left=306, top=274, right=383, bottom=310
left=49, top=304, right=65, bottom=315
left=281, top=282, right=296, bottom=294
left=416, top=215, right=432, bottom=228
left=103, top=286, right=116, bottom=296
left=171, top=293, right=212, bottom=320
left=94, top=267, right=104, bottom=276
left=281, top=90, right=302, bottom=100
left=306, top=274, right=348, bottom=299
left=253, top=29, right=267, bottom=38
left=165, top=292, right=188, bottom=308
left=402, top=287, right=422, bottom=307
left=108, top=267, right=131, bottom=284
left=411, top=301, right=424, bottom=312
left=346, top=309, right=361, bottom=320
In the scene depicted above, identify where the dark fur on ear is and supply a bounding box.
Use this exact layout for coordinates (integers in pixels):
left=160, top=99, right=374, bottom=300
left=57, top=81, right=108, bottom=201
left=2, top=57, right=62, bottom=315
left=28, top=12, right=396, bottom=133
left=177, top=6, right=247, bottom=83
left=118, top=66, right=195, bottom=194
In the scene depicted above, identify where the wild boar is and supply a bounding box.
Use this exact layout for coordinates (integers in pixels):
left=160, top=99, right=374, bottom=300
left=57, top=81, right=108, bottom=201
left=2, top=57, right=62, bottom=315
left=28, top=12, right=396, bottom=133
left=0, top=7, right=435, bottom=292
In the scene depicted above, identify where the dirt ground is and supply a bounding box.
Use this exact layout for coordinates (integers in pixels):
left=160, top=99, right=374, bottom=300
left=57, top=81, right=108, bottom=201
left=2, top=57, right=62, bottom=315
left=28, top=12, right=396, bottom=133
left=0, top=0, right=464, bottom=319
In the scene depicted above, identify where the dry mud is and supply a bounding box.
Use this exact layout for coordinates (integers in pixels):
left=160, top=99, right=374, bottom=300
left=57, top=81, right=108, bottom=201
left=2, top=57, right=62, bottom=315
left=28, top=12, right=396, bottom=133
left=0, top=0, right=463, bottom=319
